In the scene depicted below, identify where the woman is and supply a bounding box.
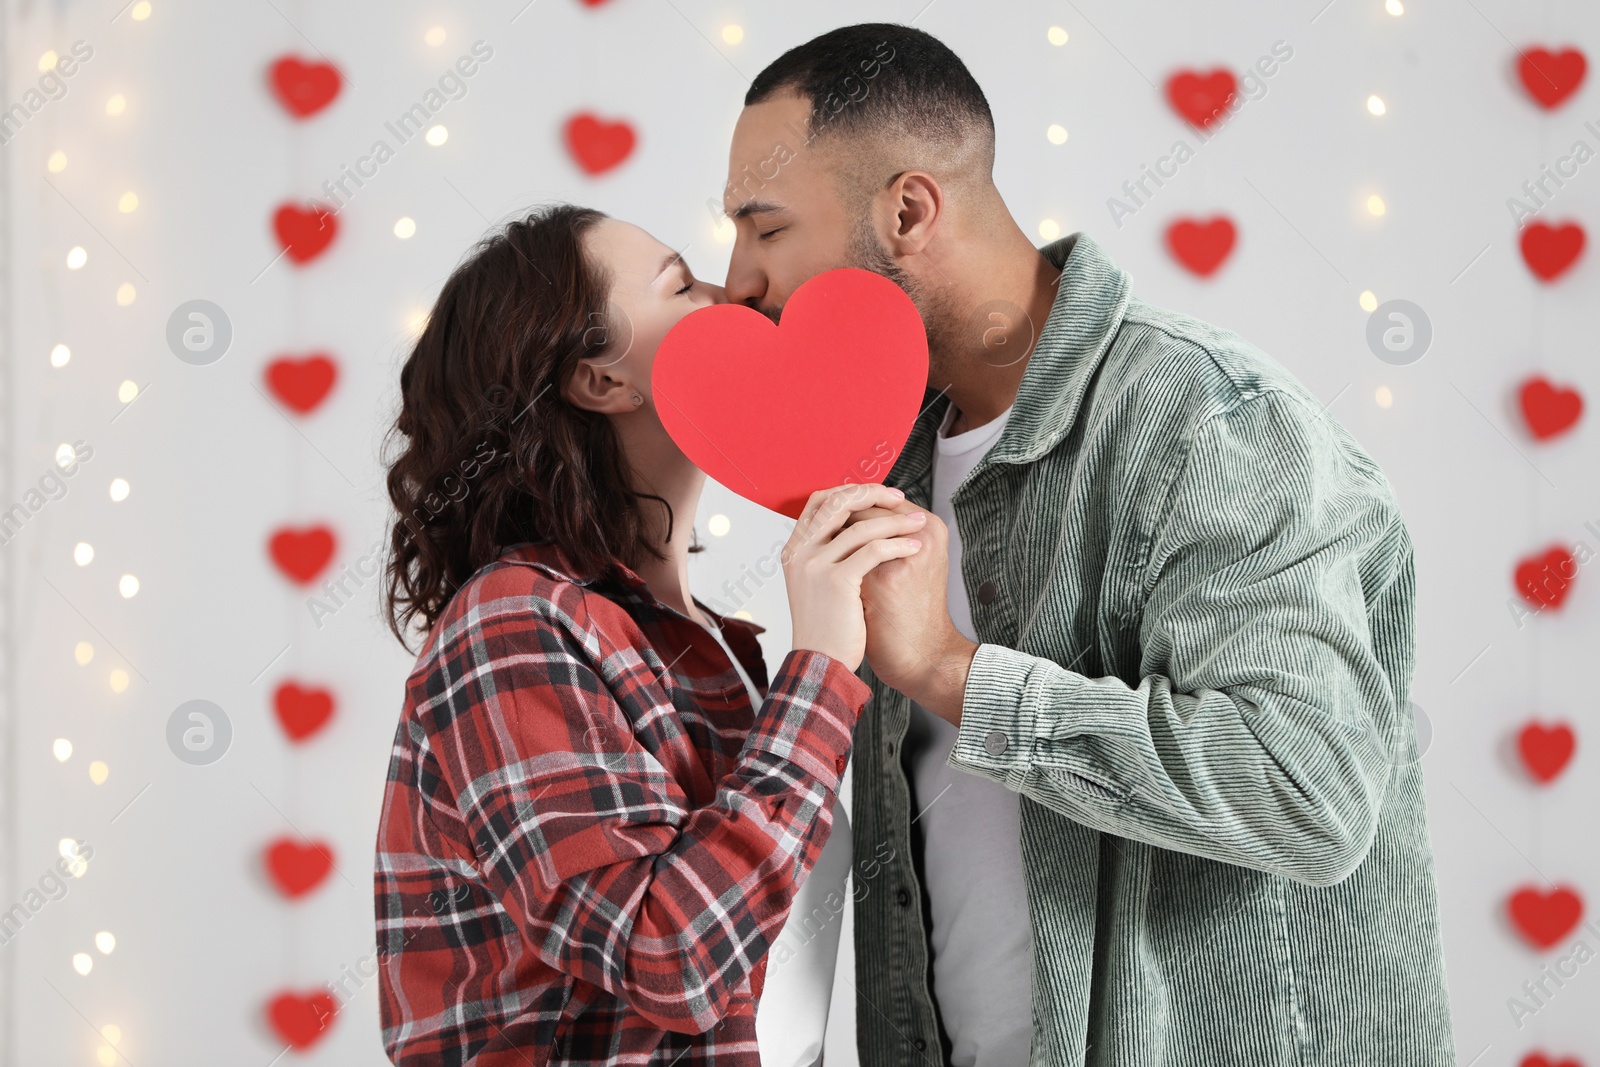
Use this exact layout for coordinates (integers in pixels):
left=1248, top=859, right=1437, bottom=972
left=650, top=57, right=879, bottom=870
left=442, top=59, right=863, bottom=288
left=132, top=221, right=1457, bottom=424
left=374, top=203, right=928, bottom=1066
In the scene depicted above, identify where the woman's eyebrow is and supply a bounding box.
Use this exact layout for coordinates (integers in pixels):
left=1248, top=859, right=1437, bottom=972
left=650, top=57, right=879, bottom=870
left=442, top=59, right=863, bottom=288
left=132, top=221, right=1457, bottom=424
left=656, top=251, right=686, bottom=278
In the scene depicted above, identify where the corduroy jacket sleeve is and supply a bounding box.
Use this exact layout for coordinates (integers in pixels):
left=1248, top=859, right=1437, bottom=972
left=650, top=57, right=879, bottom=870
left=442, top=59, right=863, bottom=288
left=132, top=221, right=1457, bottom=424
left=415, top=590, right=870, bottom=1033
left=947, top=389, right=1405, bottom=887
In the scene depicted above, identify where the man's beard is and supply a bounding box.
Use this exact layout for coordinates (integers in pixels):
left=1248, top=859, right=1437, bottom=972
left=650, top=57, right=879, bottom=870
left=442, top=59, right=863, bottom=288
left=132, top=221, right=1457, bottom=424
left=848, top=218, right=953, bottom=374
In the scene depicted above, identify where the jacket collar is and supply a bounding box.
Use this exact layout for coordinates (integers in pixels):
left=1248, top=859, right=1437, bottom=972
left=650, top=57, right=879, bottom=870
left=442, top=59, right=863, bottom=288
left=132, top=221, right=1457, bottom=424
left=887, top=232, right=1132, bottom=492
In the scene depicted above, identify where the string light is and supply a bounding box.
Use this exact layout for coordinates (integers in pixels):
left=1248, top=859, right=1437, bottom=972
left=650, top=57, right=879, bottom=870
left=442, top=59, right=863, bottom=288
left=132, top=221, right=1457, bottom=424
left=131, top=1, right=152, bottom=19
left=66, top=246, right=88, bottom=269
left=96, top=1047, right=116, bottom=1067
left=118, top=574, right=140, bottom=599
left=88, top=760, right=109, bottom=785
left=38, top=50, right=58, bottom=72
left=1367, top=194, right=1387, bottom=216
left=1385, top=0, right=1404, bottom=14
left=105, top=93, right=126, bottom=116
left=53, top=739, right=73, bottom=762
left=116, top=282, right=137, bottom=306
left=1039, top=218, right=1061, bottom=240
left=721, top=24, right=744, bottom=45
left=394, top=217, right=417, bottom=239
left=55, top=443, right=77, bottom=468
left=109, top=478, right=130, bottom=502
left=1047, top=26, right=1069, bottom=46
left=425, top=26, right=446, bottom=46
left=713, top=217, right=735, bottom=243
left=59, top=838, right=80, bottom=859
left=117, top=380, right=139, bottom=403
left=75, top=641, right=94, bottom=665
left=425, top=125, right=448, bottom=146
left=1375, top=386, right=1394, bottom=408
left=75, top=542, right=94, bottom=566
left=708, top=514, right=731, bottom=536
left=1046, top=124, right=1069, bottom=145
left=1366, top=95, right=1387, bottom=116
left=406, top=310, right=429, bottom=337
left=50, top=343, right=70, bottom=367
left=109, top=669, right=130, bottom=693
left=72, top=953, right=93, bottom=976
left=118, top=191, right=139, bottom=213
left=47, top=150, right=67, bottom=172
left=95, top=933, right=117, bottom=956
left=1359, top=290, right=1379, bottom=312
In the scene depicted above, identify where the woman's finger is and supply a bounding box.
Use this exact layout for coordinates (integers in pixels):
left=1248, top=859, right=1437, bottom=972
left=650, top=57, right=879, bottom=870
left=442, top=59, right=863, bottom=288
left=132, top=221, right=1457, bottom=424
left=833, top=534, right=923, bottom=584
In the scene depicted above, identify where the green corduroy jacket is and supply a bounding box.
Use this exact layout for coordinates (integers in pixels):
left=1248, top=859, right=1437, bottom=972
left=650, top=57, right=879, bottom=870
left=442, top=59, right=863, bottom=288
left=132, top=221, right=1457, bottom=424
left=850, top=232, right=1454, bottom=1066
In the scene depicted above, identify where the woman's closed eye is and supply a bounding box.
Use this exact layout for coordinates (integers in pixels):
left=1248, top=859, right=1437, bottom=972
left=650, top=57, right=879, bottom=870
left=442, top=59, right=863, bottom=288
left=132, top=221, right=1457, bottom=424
left=675, top=280, right=694, bottom=296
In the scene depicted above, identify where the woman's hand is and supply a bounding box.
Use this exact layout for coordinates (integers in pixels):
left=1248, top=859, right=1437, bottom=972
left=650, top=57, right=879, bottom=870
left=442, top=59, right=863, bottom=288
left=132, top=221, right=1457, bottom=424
left=783, top=483, right=927, bottom=671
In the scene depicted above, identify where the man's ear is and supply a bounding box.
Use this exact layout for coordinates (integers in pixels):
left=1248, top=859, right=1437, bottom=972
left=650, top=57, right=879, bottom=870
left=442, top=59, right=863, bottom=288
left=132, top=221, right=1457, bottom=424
left=563, top=358, right=635, bottom=415
left=883, top=171, right=943, bottom=257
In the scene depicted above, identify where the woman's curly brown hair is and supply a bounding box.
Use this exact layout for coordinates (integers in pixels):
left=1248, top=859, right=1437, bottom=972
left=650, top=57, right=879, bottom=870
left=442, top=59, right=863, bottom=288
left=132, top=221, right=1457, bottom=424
left=383, top=203, right=699, bottom=649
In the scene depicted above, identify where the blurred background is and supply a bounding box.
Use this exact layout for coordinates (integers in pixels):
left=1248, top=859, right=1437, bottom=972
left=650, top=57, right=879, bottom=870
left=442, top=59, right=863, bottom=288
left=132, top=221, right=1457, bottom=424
left=2, top=0, right=1597, bottom=1063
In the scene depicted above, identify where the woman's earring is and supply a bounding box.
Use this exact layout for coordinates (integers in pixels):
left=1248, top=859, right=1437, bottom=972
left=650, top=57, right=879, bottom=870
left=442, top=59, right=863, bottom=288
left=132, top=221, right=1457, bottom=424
left=630, top=394, right=643, bottom=406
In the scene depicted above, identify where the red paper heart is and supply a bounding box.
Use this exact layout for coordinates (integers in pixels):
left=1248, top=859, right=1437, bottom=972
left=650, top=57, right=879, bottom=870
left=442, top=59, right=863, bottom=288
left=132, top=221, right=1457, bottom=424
left=273, top=203, right=338, bottom=265
left=274, top=683, right=335, bottom=742
left=1515, top=546, right=1577, bottom=610
left=1508, top=886, right=1584, bottom=949
left=1520, top=222, right=1585, bottom=281
left=267, top=990, right=338, bottom=1049
left=1521, top=1054, right=1584, bottom=1067
left=564, top=113, right=636, bottom=175
left=269, top=526, right=336, bottom=585
left=1518, top=722, right=1576, bottom=783
left=1518, top=47, right=1587, bottom=109
left=265, top=837, right=336, bottom=899
left=268, top=56, right=342, bottom=119
left=1166, top=217, right=1237, bottom=276
left=653, top=268, right=928, bottom=520
left=1519, top=377, right=1584, bottom=440
left=266, top=354, right=338, bottom=414
left=1165, top=69, right=1238, bottom=129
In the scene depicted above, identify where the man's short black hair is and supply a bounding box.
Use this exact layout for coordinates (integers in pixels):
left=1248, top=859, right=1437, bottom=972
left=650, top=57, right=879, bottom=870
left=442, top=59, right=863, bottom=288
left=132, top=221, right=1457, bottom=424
left=745, top=23, right=994, bottom=163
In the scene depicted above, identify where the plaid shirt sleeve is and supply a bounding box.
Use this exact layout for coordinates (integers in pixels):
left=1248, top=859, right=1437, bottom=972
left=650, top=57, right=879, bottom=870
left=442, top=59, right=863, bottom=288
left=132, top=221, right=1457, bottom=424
left=409, top=573, right=870, bottom=1036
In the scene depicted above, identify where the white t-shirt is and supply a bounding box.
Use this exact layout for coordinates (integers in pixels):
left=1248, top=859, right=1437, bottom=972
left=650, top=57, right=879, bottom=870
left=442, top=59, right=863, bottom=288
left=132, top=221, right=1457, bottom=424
left=700, top=618, right=850, bottom=1067
left=901, top=401, right=1035, bottom=1065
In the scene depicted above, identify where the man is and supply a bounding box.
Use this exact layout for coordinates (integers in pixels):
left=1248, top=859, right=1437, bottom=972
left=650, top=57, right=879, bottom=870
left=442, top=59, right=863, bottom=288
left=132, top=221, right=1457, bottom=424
left=722, top=22, right=1454, bottom=1067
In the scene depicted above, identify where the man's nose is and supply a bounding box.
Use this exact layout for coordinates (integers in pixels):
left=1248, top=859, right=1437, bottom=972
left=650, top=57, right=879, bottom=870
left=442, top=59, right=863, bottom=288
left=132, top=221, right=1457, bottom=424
left=723, top=242, right=765, bottom=308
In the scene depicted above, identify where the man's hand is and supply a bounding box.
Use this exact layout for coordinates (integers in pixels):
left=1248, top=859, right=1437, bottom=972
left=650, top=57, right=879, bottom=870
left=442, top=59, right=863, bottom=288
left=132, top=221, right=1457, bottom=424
left=846, top=501, right=979, bottom=725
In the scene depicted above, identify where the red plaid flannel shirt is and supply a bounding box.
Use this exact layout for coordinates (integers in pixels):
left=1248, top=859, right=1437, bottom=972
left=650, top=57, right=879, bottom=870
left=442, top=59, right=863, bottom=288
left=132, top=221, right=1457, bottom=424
left=374, top=541, right=869, bottom=1065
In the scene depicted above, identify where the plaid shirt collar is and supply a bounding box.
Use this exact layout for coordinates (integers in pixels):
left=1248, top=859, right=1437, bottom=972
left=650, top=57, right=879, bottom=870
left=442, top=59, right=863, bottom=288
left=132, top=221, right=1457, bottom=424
left=496, top=541, right=768, bottom=635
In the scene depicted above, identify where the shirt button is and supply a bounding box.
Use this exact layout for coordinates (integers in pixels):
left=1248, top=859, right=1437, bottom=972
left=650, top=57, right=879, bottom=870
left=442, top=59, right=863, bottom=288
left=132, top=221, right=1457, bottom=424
left=984, top=729, right=1009, bottom=756
left=977, top=580, right=998, bottom=605
left=834, top=753, right=848, bottom=776
left=914, top=1038, right=928, bottom=1051
left=896, top=887, right=911, bottom=907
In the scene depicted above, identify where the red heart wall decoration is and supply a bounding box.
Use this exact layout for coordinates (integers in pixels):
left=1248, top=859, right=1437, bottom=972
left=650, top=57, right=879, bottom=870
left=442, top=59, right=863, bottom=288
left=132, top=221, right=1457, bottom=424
left=1514, top=546, right=1577, bottom=610
left=653, top=268, right=929, bottom=519
left=1519, top=222, right=1585, bottom=281
left=1521, top=1054, right=1585, bottom=1067
left=266, top=354, right=338, bottom=414
left=1518, top=47, right=1587, bottom=109
left=265, top=838, right=336, bottom=899
left=1166, top=217, right=1237, bottom=276
left=267, top=990, right=338, bottom=1049
left=268, top=56, right=342, bottom=119
left=1508, top=886, right=1584, bottom=949
left=564, top=113, right=637, bottom=175
left=1518, top=377, right=1584, bottom=440
left=1517, top=722, right=1576, bottom=783
left=274, top=683, right=336, bottom=743
left=273, top=203, right=339, bottom=265
left=1165, top=69, right=1238, bottom=129
left=269, top=526, right=337, bottom=585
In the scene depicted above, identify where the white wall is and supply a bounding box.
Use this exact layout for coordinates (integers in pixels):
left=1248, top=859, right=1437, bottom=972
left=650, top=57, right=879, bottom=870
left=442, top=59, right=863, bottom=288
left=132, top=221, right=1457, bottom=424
left=3, top=0, right=1597, bottom=1064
